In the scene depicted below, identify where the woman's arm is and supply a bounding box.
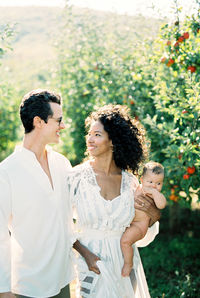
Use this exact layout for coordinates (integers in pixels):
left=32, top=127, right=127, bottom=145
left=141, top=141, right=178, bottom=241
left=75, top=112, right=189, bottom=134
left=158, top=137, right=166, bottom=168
left=73, top=240, right=101, bottom=275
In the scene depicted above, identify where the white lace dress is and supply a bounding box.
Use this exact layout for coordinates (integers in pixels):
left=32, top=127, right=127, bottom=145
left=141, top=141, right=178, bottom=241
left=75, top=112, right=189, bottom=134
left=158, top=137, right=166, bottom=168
left=67, top=162, right=159, bottom=298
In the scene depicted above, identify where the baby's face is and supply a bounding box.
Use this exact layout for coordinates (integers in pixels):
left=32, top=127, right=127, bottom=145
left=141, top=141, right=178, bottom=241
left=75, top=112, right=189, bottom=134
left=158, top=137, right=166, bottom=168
left=141, top=171, right=164, bottom=192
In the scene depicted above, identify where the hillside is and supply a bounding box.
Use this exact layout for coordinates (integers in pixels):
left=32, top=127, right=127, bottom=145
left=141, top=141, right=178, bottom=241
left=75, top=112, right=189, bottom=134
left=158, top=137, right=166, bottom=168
left=0, top=6, right=62, bottom=90
left=0, top=6, right=164, bottom=91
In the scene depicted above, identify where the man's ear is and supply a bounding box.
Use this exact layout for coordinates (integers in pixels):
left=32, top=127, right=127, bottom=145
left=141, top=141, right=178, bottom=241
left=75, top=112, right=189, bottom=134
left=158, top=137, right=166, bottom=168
left=33, top=116, right=43, bottom=129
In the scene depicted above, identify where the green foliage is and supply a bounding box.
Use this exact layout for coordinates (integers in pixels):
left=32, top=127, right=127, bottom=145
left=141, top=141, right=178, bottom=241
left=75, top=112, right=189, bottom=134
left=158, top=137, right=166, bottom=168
left=0, top=6, right=162, bottom=164
left=56, top=6, right=162, bottom=164
left=0, top=23, right=14, bottom=62
left=140, top=206, right=200, bottom=297
left=55, top=2, right=200, bottom=209
left=0, top=3, right=199, bottom=210
left=0, top=85, right=20, bottom=161
left=141, top=234, right=200, bottom=297
left=55, top=4, right=199, bottom=208
left=143, top=3, right=200, bottom=206
left=0, top=23, right=20, bottom=161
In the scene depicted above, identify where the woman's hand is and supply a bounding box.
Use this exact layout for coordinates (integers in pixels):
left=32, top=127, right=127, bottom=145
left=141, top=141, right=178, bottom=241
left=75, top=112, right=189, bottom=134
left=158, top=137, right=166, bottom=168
left=73, top=240, right=101, bottom=274
left=83, top=250, right=101, bottom=275
left=0, top=293, right=16, bottom=298
left=134, top=193, right=161, bottom=226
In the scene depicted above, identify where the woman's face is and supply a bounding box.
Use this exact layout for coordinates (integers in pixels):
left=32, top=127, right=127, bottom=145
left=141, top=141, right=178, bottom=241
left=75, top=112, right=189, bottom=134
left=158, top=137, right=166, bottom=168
left=86, top=120, right=112, bottom=157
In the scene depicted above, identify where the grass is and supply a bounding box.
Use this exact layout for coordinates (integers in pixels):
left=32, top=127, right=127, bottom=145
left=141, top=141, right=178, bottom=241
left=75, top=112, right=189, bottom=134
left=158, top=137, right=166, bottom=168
left=140, top=206, right=200, bottom=298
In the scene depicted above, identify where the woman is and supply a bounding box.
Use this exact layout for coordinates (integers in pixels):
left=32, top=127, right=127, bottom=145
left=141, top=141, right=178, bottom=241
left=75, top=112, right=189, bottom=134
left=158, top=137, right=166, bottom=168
left=68, top=105, right=159, bottom=297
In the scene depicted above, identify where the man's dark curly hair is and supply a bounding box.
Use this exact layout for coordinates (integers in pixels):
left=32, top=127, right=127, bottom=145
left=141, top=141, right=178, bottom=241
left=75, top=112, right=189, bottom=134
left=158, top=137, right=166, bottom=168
left=85, top=104, right=148, bottom=174
left=20, top=89, right=61, bottom=133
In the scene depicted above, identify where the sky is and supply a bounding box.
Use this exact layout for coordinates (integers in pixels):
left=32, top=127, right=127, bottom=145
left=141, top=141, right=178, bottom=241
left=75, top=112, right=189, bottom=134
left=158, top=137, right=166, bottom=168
left=0, top=0, right=197, bottom=18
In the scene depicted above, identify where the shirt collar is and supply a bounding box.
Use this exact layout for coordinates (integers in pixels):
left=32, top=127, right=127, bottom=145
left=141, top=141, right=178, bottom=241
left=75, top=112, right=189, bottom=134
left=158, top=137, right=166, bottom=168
left=14, top=144, right=53, bottom=159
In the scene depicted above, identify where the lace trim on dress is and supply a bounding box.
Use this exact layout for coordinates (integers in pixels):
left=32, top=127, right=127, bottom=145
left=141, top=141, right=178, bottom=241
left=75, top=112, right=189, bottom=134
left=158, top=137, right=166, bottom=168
left=70, top=163, right=136, bottom=231
left=81, top=161, right=99, bottom=188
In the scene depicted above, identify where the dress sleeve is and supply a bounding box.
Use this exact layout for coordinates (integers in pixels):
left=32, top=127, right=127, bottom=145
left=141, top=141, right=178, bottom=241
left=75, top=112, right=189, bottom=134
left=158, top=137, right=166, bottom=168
left=135, top=221, right=159, bottom=247
left=66, top=170, right=81, bottom=206
left=66, top=169, right=82, bottom=246
left=0, top=168, right=12, bottom=292
left=130, top=174, right=140, bottom=192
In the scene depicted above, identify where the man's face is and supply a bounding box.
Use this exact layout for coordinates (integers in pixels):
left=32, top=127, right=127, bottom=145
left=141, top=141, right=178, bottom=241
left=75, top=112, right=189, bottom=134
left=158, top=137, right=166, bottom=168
left=42, top=102, right=65, bottom=144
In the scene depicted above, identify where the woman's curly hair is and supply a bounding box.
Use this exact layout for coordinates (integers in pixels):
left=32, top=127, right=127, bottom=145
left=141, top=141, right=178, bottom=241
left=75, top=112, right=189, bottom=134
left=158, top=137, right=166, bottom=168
left=85, top=104, right=148, bottom=174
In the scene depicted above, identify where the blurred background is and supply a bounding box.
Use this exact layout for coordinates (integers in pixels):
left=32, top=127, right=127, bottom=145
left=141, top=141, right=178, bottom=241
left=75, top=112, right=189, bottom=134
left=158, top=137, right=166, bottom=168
left=0, top=0, right=199, bottom=297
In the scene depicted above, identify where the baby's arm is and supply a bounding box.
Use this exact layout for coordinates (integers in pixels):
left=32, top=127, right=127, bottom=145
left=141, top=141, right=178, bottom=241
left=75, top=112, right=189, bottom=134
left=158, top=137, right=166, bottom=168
left=142, top=187, right=166, bottom=209
left=120, top=209, right=149, bottom=276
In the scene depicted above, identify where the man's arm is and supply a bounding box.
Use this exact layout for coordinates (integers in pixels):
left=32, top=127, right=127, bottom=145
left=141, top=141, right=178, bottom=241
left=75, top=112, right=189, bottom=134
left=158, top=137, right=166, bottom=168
left=0, top=169, right=12, bottom=293
left=73, top=240, right=101, bottom=274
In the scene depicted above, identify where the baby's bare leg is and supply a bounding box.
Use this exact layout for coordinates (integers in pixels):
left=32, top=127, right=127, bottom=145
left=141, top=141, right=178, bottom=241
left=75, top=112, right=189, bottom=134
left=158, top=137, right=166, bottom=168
left=120, top=220, right=149, bottom=276
left=120, top=226, right=135, bottom=277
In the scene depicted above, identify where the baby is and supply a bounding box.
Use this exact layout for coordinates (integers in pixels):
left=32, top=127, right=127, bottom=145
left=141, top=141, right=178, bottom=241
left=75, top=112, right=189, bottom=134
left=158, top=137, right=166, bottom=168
left=120, top=161, right=166, bottom=277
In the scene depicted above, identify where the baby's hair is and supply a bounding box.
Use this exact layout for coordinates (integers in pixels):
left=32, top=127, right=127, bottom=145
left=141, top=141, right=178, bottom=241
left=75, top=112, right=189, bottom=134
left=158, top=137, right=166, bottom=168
left=142, top=161, right=164, bottom=176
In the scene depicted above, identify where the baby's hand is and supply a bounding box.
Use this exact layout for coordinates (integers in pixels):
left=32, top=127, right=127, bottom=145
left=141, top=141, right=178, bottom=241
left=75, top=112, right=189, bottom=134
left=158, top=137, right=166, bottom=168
left=142, top=186, right=158, bottom=197
left=135, top=185, right=143, bottom=196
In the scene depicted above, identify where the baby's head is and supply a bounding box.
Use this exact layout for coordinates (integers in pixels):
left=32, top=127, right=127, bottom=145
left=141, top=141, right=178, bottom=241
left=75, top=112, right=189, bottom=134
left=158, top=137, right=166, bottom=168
left=140, top=161, right=164, bottom=192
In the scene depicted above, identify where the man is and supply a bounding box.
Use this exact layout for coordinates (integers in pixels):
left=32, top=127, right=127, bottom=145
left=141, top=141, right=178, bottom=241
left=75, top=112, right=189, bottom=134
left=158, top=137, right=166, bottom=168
left=0, top=89, right=160, bottom=297
left=0, top=90, right=74, bottom=297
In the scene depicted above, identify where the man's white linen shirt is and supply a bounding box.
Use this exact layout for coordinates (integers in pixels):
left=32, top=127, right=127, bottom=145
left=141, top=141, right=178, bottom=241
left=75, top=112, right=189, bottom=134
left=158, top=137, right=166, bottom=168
left=0, top=146, right=75, bottom=297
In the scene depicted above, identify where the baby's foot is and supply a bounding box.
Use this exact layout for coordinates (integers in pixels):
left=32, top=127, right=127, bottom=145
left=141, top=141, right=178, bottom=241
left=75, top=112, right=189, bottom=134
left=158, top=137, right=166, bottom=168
left=121, top=263, right=133, bottom=277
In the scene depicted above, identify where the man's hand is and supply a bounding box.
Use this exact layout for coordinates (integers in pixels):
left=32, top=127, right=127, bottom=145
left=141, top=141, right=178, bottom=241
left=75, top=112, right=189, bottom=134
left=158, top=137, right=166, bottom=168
left=0, top=293, right=16, bottom=298
left=73, top=240, right=101, bottom=274
left=134, top=193, right=161, bottom=226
